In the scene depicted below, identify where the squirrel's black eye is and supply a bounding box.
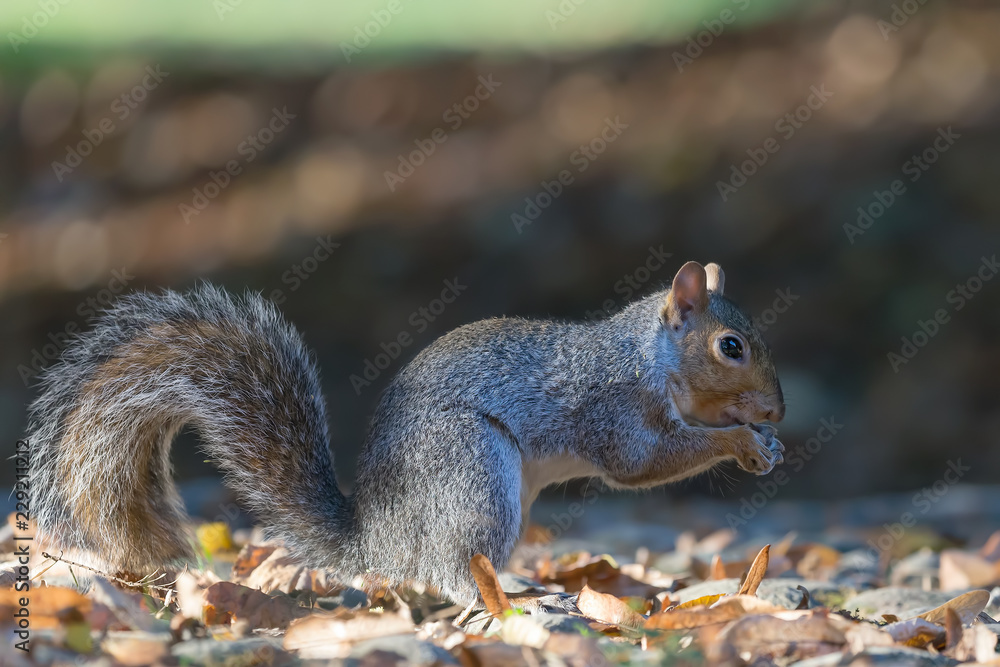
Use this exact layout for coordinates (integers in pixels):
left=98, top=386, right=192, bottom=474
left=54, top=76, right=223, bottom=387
left=719, top=336, right=744, bottom=360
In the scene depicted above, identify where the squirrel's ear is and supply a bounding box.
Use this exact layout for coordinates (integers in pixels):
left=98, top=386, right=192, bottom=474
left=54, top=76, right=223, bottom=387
left=662, top=261, right=709, bottom=327
left=705, top=263, right=725, bottom=295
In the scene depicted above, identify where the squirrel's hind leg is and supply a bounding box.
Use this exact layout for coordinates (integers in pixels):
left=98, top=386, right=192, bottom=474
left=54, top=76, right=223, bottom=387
left=359, top=410, right=523, bottom=606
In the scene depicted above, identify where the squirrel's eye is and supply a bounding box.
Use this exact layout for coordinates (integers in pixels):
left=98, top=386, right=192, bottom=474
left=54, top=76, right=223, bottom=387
left=719, top=336, right=743, bottom=360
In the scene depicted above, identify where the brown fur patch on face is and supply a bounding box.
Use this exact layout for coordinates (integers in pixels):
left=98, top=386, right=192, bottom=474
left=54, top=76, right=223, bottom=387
left=673, top=294, right=783, bottom=426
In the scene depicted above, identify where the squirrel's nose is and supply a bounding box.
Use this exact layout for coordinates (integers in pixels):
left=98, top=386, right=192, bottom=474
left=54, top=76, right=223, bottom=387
left=768, top=403, right=786, bottom=422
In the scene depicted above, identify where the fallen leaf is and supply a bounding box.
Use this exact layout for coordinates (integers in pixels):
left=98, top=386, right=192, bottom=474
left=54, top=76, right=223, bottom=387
left=676, top=593, right=725, bottom=610
left=196, top=522, right=235, bottom=556
left=793, top=544, right=842, bottom=578
left=0, top=586, right=91, bottom=629
left=202, top=581, right=306, bottom=629
left=538, top=554, right=659, bottom=597
left=716, top=609, right=849, bottom=651
left=946, top=624, right=1000, bottom=662
left=914, top=589, right=991, bottom=626
left=231, top=544, right=278, bottom=580
left=884, top=617, right=944, bottom=647
left=645, top=594, right=783, bottom=630
left=944, top=606, right=962, bottom=650
left=576, top=585, right=645, bottom=628
left=499, top=612, right=550, bottom=648
left=283, top=609, right=414, bottom=659
left=645, top=603, right=745, bottom=630
left=980, top=530, right=1000, bottom=561
left=795, top=585, right=811, bottom=610
left=87, top=577, right=155, bottom=631
left=235, top=546, right=341, bottom=596
left=939, top=549, right=999, bottom=590
left=469, top=554, right=511, bottom=618
left=737, top=544, right=770, bottom=596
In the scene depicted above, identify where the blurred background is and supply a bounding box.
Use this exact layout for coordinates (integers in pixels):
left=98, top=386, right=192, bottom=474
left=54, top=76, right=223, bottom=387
left=1, top=0, right=998, bottom=541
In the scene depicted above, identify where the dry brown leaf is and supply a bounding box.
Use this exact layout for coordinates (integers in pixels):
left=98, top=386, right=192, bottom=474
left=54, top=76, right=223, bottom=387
left=645, top=594, right=783, bottom=630
left=944, top=606, right=962, bottom=650
left=795, top=585, right=811, bottom=610
left=283, top=609, right=414, bottom=659
left=231, top=544, right=278, bottom=580
left=710, top=554, right=726, bottom=580
left=915, top=589, right=991, bottom=626
left=174, top=571, right=209, bottom=621
left=716, top=609, right=849, bottom=651
left=793, top=544, right=842, bottom=578
left=946, top=624, right=1000, bottom=662
left=0, top=586, right=91, bottom=629
left=884, top=617, right=944, bottom=647
left=737, top=544, right=770, bottom=596
left=645, top=604, right=742, bottom=630
left=980, top=530, right=1000, bottom=561
left=844, top=621, right=895, bottom=652
left=939, top=549, right=999, bottom=590
left=772, top=531, right=797, bottom=557
left=232, top=546, right=343, bottom=597
left=537, top=554, right=658, bottom=597
left=676, top=593, right=725, bottom=609
left=576, top=585, right=645, bottom=629
left=87, top=577, right=155, bottom=631
left=470, top=554, right=511, bottom=618
left=499, top=612, right=551, bottom=648
left=202, top=581, right=306, bottom=629
left=696, top=529, right=736, bottom=554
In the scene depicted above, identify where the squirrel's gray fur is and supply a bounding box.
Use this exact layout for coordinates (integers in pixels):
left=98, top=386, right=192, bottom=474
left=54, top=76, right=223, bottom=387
left=27, top=263, right=784, bottom=604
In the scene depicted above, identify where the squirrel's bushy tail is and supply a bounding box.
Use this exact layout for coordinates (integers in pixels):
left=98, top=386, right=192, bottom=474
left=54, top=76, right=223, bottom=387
left=28, top=284, right=357, bottom=574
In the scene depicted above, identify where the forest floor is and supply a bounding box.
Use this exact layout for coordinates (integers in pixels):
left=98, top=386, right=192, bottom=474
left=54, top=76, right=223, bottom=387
left=4, top=486, right=1000, bottom=665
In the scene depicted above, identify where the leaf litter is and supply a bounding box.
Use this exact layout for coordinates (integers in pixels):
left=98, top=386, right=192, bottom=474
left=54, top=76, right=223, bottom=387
left=2, top=516, right=1000, bottom=666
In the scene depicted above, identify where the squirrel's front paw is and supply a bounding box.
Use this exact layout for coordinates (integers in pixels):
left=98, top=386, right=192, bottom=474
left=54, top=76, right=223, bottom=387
left=736, top=423, right=784, bottom=476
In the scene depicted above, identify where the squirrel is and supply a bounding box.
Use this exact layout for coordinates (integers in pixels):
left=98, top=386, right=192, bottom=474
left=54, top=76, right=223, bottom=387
left=27, top=260, right=784, bottom=605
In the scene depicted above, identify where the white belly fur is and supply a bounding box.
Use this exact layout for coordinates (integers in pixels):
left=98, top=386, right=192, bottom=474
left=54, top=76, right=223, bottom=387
left=520, top=453, right=603, bottom=511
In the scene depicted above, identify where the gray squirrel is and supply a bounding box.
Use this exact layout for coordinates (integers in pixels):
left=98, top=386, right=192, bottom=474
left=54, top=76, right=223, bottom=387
left=27, top=260, right=784, bottom=604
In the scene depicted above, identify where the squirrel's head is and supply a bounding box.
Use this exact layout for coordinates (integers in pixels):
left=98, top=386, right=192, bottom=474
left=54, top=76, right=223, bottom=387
left=660, top=261, right=785, bottom=428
